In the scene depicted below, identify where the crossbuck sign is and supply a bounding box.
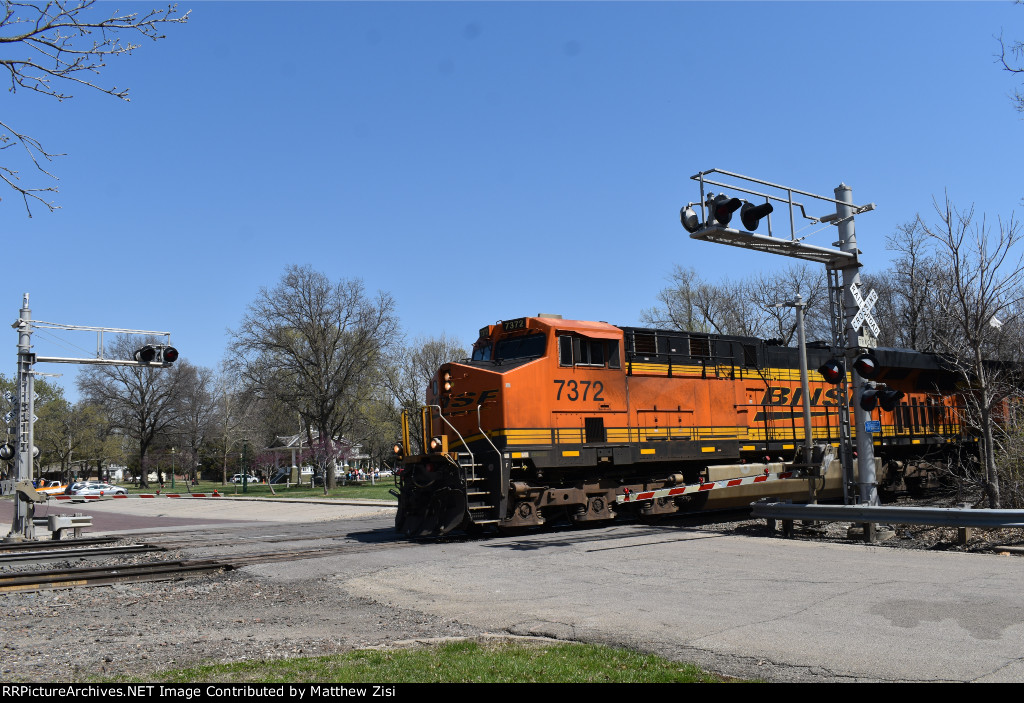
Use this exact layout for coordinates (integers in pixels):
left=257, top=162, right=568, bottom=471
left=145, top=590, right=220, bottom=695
left=850, top=284, right=880, bottom=337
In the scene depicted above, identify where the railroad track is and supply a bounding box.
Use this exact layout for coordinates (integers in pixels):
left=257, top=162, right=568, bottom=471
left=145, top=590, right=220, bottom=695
left=0, top=506, right=762, bottom=593
left=0, top=559, right=231, bottom=593
left=0, top=537, right=120, bottom=551
left=0, top=543, right=164, bottom=565
left=0, top=538, right=416, bottom=593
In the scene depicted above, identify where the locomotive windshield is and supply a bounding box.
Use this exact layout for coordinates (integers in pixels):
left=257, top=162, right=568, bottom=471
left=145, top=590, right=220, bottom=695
left=494, top=333, right=546, bottom=362
left=472, top=341, right=492, bottom=361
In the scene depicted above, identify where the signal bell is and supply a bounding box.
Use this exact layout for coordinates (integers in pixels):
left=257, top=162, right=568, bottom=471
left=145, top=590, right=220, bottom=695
left=680, top=205, right=702, bottom=233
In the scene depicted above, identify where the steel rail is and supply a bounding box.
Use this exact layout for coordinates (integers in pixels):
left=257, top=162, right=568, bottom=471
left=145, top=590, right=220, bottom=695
left=0, top=537, right=119, bottom=552
left=0, top=559, right=232, bottom=593
left=1, top=539, right=417, bottom=593
left=0, top=544, right=163, bottom=565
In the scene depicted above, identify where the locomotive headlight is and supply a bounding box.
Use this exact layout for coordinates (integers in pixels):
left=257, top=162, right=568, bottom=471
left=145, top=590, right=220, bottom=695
left=443, top=371, right=453, bottom=392
left=392, top=442, right=405, bottom=459
left=429, top=436, right=448, bottom=453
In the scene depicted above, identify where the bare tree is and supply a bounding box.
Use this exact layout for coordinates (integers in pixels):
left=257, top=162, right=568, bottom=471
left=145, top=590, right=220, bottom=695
left=35, top=397, right=105, bottom=481
left=921, top=195, right=1024, bottom=508
left=0, top=1, right=189, bottom=214
left=642, top=263, right=829, bottom=344
left=383, top=334, right=468, bottom=454
left=230, top=265, right=400, bottom=491
left=997, top=2, right=1024, bottom=115
left=76, top=335, right=185, bottom=488
left=172, top=360, right=217, bottom=485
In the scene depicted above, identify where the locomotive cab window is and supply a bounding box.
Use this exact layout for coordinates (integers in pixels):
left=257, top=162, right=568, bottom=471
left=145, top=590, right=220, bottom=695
left=472, top=341, right=492, bottom=362
left=558, top=335, right=620, bottom=369
left=494, top=333, right=546, bottom=361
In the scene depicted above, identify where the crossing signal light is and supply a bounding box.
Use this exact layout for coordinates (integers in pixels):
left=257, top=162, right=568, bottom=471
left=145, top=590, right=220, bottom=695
left=740, top=201, right=774, bottom=231
left=860, top=386, right=879, bottom=412
left=708, top=194, right=742, bottom=227
left=853, top=352, right=880, bottom=380
left=817, top=359, right=845, bottom=385
left=878, top=388, right=905, bottom=412
left=134, top=344, right=179, bottom=366
left=861, top=385, right=904, bottom=412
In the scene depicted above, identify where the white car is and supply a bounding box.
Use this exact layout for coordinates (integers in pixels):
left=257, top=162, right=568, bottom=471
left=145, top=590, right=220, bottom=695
left=70, top=482, right=127, bottom=497
left=230, top=474, right=261, bottom=484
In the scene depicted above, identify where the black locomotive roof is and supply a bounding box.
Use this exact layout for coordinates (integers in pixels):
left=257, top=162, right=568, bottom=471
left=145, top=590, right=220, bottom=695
left=618, top=324, right=952, bottom=372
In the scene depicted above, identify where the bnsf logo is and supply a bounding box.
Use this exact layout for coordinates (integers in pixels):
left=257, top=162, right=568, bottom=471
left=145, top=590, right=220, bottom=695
left=761, top=387, right=846, bottom=407
left=442, top=389, right=499, bottom=410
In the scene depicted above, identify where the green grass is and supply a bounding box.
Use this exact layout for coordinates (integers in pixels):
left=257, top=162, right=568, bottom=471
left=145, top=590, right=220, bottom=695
left=102, top=641, right=733, bottom=684
left=122, top=479, right=398, bottom=502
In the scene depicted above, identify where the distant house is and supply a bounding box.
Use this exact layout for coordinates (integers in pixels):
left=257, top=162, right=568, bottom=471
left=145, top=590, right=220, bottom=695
left=265, top=432, right=371, bottom=482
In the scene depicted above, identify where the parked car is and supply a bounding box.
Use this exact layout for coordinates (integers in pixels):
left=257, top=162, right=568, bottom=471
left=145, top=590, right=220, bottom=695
left=230, top=474, right=261, bottom=484
left=70, top=482, right=127, bottom=497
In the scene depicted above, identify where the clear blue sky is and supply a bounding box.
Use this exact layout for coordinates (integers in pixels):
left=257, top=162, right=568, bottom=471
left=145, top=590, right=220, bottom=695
left=3, top=1, right=1022, bottom=400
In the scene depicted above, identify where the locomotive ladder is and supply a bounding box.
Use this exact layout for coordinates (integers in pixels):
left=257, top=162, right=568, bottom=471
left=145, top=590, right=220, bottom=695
left=461, top=406, right=505, bottom=526
left=460, top=454, right=500, bottom=525
left=426, top=404, right=504, bottom=526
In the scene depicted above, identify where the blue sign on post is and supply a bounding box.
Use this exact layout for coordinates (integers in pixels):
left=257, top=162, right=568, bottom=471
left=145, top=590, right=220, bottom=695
left=865, top=420, right=881, bottom=433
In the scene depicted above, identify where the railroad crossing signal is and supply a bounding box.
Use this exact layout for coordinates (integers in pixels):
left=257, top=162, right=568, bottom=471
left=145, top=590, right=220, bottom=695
left=853, top=352, right=880, bottom=380
left=134, top=344, right=179, bottom=366
left=850, top=285, right=880, bottom=337
left=818, top=358, right=845, bottom=384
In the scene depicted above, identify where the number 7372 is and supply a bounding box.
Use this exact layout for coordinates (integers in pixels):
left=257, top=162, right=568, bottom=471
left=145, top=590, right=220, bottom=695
left=553, top=379, right=604, bottom=401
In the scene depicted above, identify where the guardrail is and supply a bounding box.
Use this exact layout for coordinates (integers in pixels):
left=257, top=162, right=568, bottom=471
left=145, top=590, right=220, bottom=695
left=751, top=501, right=1024, bottom=544
left=751, top=502, right=1024, bottom=529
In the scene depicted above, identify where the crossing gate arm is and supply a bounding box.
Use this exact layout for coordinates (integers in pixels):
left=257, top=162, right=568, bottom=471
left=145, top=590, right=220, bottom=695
left=617, top=471, right=800, bottom=504
left=50, top=491, right=223, bottom=501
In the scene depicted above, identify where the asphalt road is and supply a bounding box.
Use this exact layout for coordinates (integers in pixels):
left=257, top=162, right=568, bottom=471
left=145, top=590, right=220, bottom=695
left=2, top=495, right=1023, bottom=682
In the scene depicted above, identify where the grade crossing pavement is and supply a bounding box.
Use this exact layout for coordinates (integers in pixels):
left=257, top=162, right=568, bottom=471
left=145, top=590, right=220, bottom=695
left=0, top=496, right=396, bottom=538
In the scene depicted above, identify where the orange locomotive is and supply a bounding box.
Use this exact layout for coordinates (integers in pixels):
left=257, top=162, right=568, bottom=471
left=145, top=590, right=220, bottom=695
left=393, top=315, right=967, bottom=537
